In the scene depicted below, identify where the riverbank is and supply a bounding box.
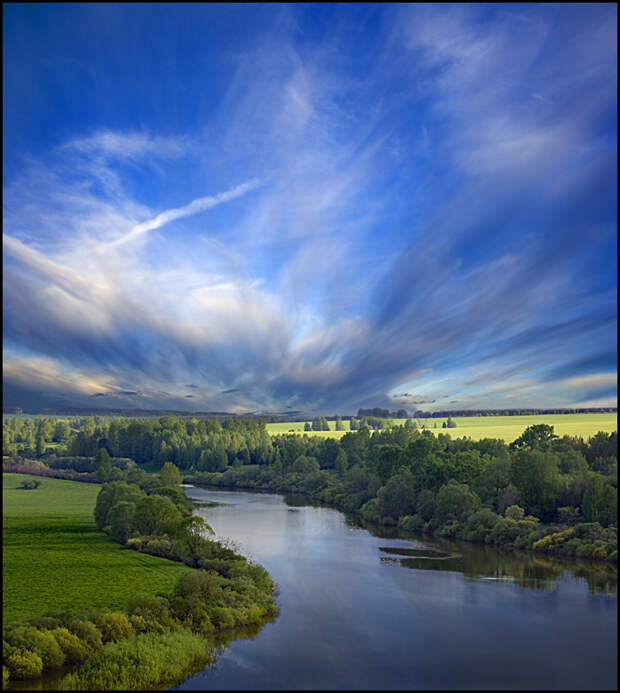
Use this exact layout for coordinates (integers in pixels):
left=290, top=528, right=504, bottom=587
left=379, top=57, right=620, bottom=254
left=178, top=485, right=617, bottom=690
left=181, top=470, right=618, bottom=563
left=2, top=473, right=278, bottom=690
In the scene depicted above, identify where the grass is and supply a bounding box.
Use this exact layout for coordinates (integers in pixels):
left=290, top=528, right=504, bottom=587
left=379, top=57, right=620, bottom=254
left=2, top=473, right=190, bottom=626
left=265, top=413, right=617, bottom=442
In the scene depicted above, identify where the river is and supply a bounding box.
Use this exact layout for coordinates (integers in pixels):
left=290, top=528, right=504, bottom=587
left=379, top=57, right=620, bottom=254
left=170, top=486, right=617, bottom=690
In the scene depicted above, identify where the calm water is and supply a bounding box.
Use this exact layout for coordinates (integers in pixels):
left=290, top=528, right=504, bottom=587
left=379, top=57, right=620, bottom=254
left=171, top=486, right=618, bottom=691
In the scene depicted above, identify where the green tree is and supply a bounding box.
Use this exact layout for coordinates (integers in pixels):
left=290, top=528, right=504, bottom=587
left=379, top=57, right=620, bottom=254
left=335, top=417, right=344, bottom=431
left=95, top=448, right=114, bottom=482
left=174, top=516, right=215, bottom=567
left=108, top=501, right=137, bottom=544
left=433, top=480, right=480, bottom=526
left=159, top=461, right=182, bottom=486
left=510, top=424, right=557, bottom=451
left=134, top=495, right=183, bottom=535
left=375, top=471, right=417, bottom=520
left=292, top=455, right=320, bottom=475
left=581, top=472, right=615, bottom=524
left=510, top=449, right=562, bottom=520
left=94, top=482, right=146, bottom=530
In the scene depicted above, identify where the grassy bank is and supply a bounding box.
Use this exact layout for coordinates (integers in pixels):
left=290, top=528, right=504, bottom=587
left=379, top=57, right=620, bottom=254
left=2, top=474, right=190, bottom=626
left=266, top=413, right=618, bottom=441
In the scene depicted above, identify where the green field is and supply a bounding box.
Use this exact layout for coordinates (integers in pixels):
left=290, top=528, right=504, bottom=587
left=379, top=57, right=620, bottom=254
left=266, top=413, right=617, bottom=442
left=2, top=473, right=190, bottom=626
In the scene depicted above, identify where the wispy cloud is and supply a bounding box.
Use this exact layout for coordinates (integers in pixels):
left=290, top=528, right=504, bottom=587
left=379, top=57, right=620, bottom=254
left=109, top=179, right=261, bottom=247
left=3, top=4, right=617, bottom=413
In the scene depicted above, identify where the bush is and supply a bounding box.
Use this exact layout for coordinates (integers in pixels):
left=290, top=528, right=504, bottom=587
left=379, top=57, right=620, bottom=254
left=127, top=595, right=175, bottom=633
left=398, top=514, right=425, bottom=534
left=465, top=508, right=500, bottom=542
left=67, top=621, right=103, bottom=652
left=7, top=649, right=43, bottom=679
left=209, top=607, right=237, bottom=629
left=5, top=626, right=65, bottom=670
left=19, top=479, right=41, bottom=489
left=60, top=630, right=211, bottom=691
left=3, top=664, right=8, bottom=687
left=505, top=505, right=525, bottom=521
left=98, top=613, right=133, bottom=643
left=50, top=627, right=89, bottom=664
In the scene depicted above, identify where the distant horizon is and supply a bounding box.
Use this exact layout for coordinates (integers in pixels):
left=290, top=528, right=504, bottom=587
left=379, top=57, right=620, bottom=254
left=3, top=4, right=617, bottom=415
left=3, top=403, right=617, bottom=420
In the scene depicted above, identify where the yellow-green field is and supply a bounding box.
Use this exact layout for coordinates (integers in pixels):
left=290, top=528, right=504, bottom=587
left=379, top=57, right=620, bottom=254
left=2, top=473, right=190, bottom=626
left=266, top=413, right=617, bottom=443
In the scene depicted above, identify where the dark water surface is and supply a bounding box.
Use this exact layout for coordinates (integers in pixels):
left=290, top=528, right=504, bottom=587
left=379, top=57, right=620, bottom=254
left=172, top=487, right=617, bottom=690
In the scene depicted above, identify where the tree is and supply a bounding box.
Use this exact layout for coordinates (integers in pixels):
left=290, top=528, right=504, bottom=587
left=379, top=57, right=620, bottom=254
left=510, top=424, right=557, bottom=451
left=134, top=495, right=183, bottom=535
left=94, top=482, right=146, bottom=529
left=95, top=448, right=113, bottom=482
left=292, top=455, right=320, bottom=475
left=108, top=501, right=137, bottom=544
left=335, top=417, right=344, bottom=431
left=581, top=472, right=615, bottom=524
left=53, top=420, right=71, bottom=443
left=304, top=422, right=312, bottom=431
left=376, top=471, right=417, bottom=520
left=510, top=449, right=562, bottom=520
left=159, top=462, right=182, bottom=486
left=174, top=516, right=215, bottom=568
left=433, top=480, right=480, bottom=526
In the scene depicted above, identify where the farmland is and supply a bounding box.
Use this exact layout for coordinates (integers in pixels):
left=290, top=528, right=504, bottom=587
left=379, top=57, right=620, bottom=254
left=2, top=473, right=190, bottom=626
left=265, top=413, right=617, bottom=442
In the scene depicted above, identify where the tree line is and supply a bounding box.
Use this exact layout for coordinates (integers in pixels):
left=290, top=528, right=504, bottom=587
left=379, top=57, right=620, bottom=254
left=4, top=416, right=617, bottom=561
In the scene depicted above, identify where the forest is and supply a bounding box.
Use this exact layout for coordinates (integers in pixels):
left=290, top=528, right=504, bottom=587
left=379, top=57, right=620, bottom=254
left=3, top=415, right=617, bottom=561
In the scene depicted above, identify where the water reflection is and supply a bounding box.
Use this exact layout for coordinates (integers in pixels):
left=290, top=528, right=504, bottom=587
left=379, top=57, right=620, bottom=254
left=347, top=514, right=617, bottom=597
left=175, top=487, right=616, bottom=690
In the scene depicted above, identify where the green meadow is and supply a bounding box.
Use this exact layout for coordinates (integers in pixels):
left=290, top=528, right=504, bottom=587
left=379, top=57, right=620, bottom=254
left=2, top=473, right=190, bottom=626
left=266, top=413, right=617, bottom=442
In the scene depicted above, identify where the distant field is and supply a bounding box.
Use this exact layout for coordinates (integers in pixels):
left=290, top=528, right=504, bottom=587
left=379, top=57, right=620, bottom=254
left=266, top=413, right=617, bottom=443
left=2, top=473, right=190, bottom=626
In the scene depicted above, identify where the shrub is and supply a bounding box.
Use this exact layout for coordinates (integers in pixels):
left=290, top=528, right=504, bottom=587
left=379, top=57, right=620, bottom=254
left=60, top=631, right=210, bottom=691
left=505, top=505, right=525, bottom=521
left=5, top=626, right=65, bottom=670
left=7, top=649, right=43, bottom=679
left=2, top=664, right=8, bottom=687
left=98, top=613, right=133, bottom=643
left=126, top=537, right=144, bottom=551
left=464, top=508, right=500, bottom=542
left=50, top=628, right=89, bottom=664
left=398, top=514, right=425, bottom=534
left=67, top=621, right=103, bottom=652
left=209, top=607, right=237, bottom=629
left=19, top=479, right=41, bottom=489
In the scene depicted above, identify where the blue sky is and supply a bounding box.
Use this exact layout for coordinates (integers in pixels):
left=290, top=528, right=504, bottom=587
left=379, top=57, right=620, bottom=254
left=3, top=3, right=617, bottom=414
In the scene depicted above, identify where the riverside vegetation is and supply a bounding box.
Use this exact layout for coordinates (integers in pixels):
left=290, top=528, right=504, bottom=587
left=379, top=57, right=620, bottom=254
left=4, top=414, right=616, bottom=562
left=2, top=415, right=617, bottom=688
left=2, top=463, right=278, bottom=690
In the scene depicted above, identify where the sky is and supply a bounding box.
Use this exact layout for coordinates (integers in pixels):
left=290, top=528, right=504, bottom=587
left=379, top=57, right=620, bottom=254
left=2, top=3, right=617, bottom=415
